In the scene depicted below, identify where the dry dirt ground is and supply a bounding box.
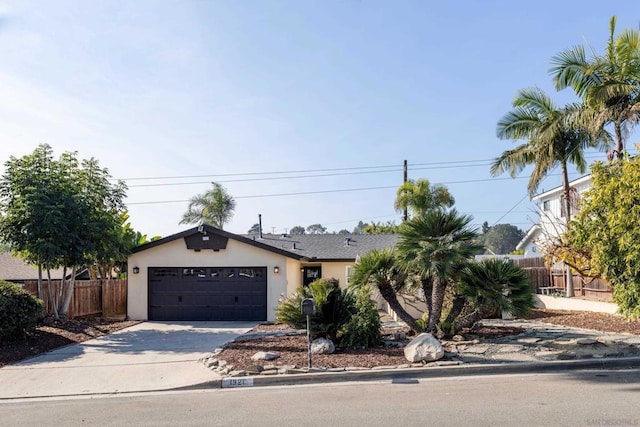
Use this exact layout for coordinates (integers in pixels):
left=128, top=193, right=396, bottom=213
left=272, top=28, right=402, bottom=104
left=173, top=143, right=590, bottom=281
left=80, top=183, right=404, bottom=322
left=2, top=310, right=640, bottom=369
left=0, top=318, right=139, bottom=367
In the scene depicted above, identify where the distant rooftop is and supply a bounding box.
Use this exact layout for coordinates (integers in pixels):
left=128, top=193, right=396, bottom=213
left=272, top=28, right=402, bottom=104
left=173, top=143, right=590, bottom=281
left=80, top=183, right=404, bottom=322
left=246, top=233, right=398, bottom=261
left=0, top=251, right=65, bottom=282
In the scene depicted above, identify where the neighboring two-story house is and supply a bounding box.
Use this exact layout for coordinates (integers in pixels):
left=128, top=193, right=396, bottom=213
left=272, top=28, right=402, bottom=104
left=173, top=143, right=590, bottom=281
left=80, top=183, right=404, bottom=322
left=517, top=175, right=593, bottom=256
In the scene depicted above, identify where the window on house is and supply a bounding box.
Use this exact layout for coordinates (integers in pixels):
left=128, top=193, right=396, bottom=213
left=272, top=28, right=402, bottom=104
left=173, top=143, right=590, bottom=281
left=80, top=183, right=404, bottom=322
left=542, top=200, right=550, bottom=212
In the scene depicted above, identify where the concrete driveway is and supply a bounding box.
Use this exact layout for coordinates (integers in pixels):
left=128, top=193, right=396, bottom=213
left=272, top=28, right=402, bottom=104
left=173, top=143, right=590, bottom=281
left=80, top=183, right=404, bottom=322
left=0, top=321, right=256, bottom=399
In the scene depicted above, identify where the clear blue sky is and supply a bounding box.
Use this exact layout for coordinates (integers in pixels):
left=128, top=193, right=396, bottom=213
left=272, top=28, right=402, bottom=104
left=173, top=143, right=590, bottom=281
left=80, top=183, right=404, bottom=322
left=1, top=1, right=639, bottom=238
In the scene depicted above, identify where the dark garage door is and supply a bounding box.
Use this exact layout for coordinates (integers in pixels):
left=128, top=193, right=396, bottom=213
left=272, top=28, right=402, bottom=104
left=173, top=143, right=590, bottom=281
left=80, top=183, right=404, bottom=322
left=148, top=267, right=267, bottom=321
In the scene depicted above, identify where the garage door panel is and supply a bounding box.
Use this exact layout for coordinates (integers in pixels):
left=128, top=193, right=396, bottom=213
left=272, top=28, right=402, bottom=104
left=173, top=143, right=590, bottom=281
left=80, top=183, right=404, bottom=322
left=148, top=267, right=267, bottom=321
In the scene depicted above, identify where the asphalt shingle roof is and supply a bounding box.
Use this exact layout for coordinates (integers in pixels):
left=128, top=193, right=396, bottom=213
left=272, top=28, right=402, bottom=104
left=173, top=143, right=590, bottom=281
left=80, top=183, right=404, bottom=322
left=246, top=233, right=398, bottom=260
left=0, top=251, right=65, bottom=282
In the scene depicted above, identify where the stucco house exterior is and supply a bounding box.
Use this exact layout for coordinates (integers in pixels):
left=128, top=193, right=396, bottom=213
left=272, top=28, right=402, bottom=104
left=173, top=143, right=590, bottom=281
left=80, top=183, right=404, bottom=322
left=127, top=225, right=397, bottom=322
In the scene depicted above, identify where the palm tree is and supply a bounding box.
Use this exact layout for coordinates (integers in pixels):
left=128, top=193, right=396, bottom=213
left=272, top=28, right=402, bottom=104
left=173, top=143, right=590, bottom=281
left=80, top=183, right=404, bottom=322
left=348, top=249, right=422, bottom=334
left=394, top=179, right=455, bottom=221
left=395, top=209, right=482, bottom=333
left=492, top=87, right=611, bottom=222
left=179, top=182, right=236, bottom=229
left=453, top=259, right=534, bottom=333
left=550, top=16, right=640, bottom=160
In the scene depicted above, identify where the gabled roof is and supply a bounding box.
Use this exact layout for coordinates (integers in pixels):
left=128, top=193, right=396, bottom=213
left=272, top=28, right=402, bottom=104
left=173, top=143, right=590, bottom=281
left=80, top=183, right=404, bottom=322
left=0, top=251, right=65, bottom=282
left=516, top=224, right=541, bottom=251
left=251, top=233, right=399, bottom=261
left=532, top=175, right=592, bottom=201
left=131, top=225, right=306, bottom=260
left=131, top=225, right=398, bottom=262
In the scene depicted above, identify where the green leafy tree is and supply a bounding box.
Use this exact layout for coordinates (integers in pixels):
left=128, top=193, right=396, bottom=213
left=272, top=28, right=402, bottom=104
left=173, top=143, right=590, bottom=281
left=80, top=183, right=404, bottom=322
left=363, top=221, right=399, bottom=234
left=348, top=249, right=421, bottom=333
left=180, top=182, right=236, bottom=229
left=394, top=178, right=454, bottom=220
left=492, top=87, right=611, bottom=222
left=560, top=156, right=640, bottom=317
left=289, top=225, right=306, bottom=235
left=0, top=144, right=127, bottom=318
left=306, top=223, right=327, bottom=234
left=551, top=16, right=640, bottom=160
left=352, top=221, right=369, bottom=234
left=396, top=209, right=482, bottom=333
left=92, top=212, right=148, bottom=280
left=482, top=224, right=525, bottom=254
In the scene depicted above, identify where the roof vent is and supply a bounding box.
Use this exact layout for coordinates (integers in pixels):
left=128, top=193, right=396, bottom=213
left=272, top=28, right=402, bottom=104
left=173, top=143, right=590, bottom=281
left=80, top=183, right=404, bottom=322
left=344, top=237, right=352, bottom=246
left=292, top=242, right=297, bottom=250
left=281, top=233, right=289, bottom=238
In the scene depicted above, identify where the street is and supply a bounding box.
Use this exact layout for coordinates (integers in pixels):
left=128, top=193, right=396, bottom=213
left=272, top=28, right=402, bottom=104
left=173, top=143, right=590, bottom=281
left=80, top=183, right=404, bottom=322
left=2, top=369, right=639, bottom=426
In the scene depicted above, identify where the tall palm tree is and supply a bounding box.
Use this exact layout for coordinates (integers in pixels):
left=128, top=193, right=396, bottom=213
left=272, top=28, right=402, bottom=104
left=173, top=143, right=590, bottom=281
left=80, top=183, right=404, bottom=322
left=492, top=87, right=611, bottom=222
left=550, top=16, right=640, bottom=160
left=395, top=209, right=482, bottom=333
left=394, top=178, right=454, bottom=221
left=348, top=249, right=422, bottom=334
left=180, top=182, right=236, bottom=229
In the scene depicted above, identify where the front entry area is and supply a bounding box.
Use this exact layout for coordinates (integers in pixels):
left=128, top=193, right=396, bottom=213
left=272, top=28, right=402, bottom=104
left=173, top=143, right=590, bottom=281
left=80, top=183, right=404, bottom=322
left=148, top=267, right=267, bottom=321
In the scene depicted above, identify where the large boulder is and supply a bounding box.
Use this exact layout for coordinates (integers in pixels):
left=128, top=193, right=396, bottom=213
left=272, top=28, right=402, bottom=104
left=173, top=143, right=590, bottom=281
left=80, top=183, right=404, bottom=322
left=311, top=337, right=335, bottom=354
left=404, top=333, right=444, bottom=362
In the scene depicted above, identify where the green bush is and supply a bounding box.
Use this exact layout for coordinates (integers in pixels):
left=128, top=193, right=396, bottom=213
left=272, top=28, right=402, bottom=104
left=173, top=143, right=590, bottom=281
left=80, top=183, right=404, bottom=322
left=0, top=280, right=43, bottom=341
left=339, top=289, right=381, bottom=348
left=275, top=278, right=353, bottom=342
left=275, top=278, right=383, bottom=348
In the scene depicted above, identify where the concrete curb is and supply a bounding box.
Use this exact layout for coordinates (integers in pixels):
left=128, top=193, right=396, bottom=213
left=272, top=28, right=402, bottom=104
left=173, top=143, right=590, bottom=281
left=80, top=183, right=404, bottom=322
left=3, top=357, right=639, bottom=401
left=178, top=356, right=640, bottom=390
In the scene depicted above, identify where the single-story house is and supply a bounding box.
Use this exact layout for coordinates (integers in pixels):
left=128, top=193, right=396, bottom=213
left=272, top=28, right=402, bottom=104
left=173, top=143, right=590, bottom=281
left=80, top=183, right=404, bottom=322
left=127, top=225, right=398, bottom=322
left=0, top=251, right=66, bottom=284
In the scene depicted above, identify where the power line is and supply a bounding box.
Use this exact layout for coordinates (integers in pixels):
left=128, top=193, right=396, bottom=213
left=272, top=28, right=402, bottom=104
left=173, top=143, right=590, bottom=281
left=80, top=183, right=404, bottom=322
left=126, top=162, right=494, bottom=188
left=117, top=159, right=497, bottom=183
left=125, top=175, right=566, bottom=206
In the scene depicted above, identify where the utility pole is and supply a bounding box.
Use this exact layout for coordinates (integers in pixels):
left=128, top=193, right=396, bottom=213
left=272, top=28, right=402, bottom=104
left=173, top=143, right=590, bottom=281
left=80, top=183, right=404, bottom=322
left=403, top=160, right=408, bottom=222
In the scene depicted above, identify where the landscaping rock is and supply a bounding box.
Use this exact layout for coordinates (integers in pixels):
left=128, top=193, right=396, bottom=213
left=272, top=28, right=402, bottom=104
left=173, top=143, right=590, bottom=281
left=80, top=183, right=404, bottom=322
left=205, top=358, right=219, bottom=368
left=404, top=333, right=444, bottom=362
left=251, top=351, right=279, bottom=361
left=311, top=338, right=335, bottom=354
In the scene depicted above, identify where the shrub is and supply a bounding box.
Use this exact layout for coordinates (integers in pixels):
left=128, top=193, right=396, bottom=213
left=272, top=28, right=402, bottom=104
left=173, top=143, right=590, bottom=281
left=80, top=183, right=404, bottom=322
left=0, top=280, right=43, bottom=341
left=339, top=289, right=381, bottom=348
left=276, top=278, right=385, bottom=347
left=275, top=278, right=354, bottom=342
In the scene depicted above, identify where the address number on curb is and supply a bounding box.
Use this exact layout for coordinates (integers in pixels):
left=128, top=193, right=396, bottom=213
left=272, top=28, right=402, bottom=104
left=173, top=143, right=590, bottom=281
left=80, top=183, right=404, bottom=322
left=222, top=378, right=254, bottom=388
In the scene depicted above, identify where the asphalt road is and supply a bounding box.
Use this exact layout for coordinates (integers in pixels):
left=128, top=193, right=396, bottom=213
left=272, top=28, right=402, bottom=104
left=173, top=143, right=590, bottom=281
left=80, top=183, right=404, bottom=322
left=2, top=369, right=639, bottom=426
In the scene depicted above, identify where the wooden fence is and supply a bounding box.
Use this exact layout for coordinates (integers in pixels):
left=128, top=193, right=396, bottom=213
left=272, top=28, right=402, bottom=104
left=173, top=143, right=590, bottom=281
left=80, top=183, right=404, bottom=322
left=509, top=257, right=614, bottom=302
left=23, top=279, right=127, bottom=318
